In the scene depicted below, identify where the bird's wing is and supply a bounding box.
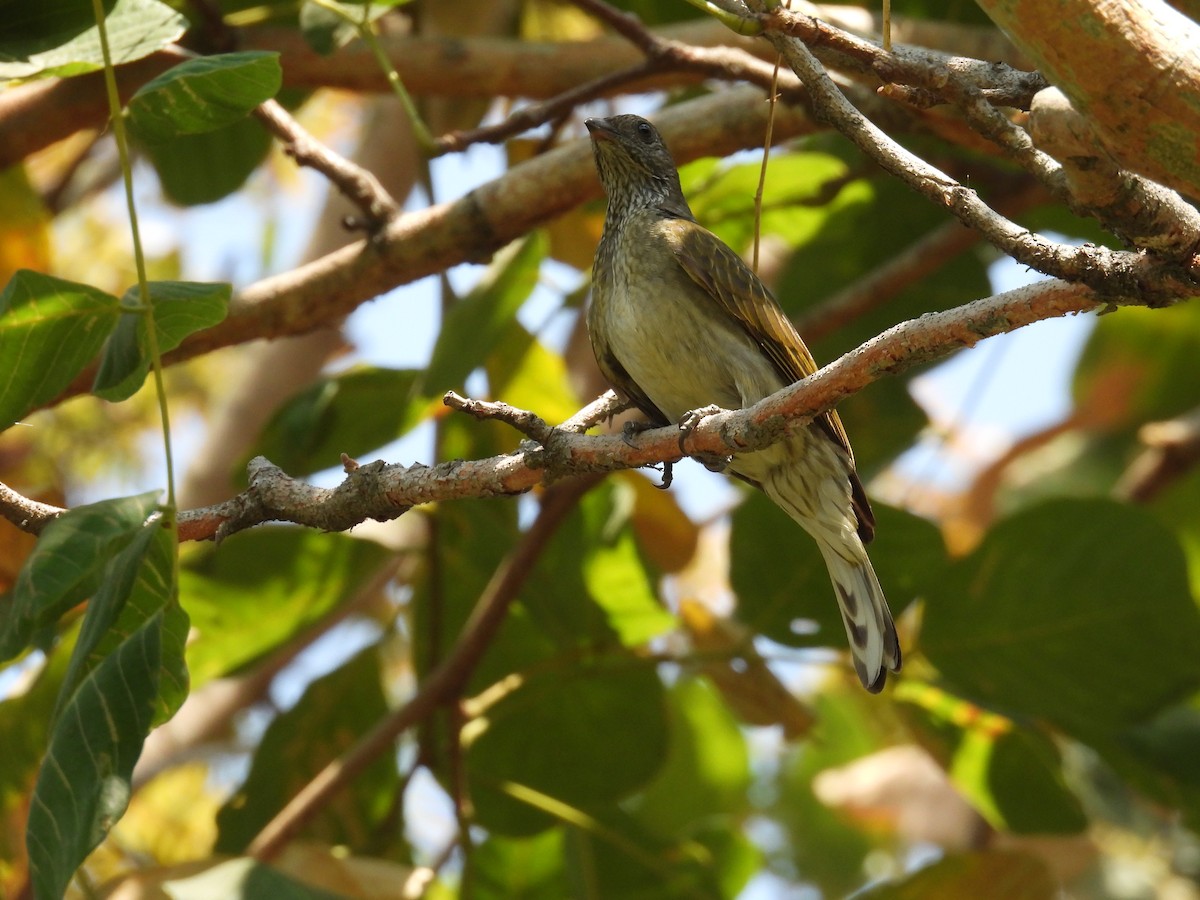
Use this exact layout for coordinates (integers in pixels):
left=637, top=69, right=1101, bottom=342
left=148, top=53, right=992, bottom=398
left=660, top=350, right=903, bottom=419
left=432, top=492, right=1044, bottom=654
left=664, top=215, right=876, bottom=540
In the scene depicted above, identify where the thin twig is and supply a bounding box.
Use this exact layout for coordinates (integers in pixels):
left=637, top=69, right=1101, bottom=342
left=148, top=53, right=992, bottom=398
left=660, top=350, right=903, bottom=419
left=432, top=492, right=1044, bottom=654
left=253, top=98, right=400, bottom=229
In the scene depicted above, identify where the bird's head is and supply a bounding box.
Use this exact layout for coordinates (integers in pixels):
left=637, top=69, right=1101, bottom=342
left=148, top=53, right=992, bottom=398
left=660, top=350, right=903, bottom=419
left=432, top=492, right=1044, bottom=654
left=585, top=114, right=690, bottom=218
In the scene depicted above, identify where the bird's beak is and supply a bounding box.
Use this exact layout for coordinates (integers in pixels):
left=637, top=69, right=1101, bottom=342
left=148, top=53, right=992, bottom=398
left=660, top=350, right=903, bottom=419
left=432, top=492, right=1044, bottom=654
left=585, top=117, right=617, bottom=143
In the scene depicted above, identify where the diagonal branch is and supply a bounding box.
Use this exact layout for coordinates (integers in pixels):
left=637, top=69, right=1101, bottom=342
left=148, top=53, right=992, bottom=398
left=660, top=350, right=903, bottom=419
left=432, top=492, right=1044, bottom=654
left=751, top=2, right=1200, bottom=300
left=11, top=279, right=1183, bottom=546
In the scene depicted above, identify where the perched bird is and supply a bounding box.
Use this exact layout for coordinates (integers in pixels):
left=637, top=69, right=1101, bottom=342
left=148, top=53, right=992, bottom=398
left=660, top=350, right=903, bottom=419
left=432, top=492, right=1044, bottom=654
left=585, top=113, right=901, bottom=692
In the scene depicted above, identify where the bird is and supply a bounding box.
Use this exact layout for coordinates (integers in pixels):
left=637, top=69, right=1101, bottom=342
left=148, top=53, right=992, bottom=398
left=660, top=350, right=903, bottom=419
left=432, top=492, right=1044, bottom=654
left=584, top=113, right=901, bottom=692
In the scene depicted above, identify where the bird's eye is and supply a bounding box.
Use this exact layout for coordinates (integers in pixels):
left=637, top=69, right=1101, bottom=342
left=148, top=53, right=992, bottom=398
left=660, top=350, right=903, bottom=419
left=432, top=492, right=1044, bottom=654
left=636, top=121, right=654, bottom=142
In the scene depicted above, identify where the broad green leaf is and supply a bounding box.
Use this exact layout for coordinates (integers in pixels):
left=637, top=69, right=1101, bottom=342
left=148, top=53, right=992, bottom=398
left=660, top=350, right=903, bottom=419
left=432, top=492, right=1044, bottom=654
left=419, top=233, right=545, bottom=398
left=774, top=689, right=891, bottom=896
left=141, top=114, right=273, bottom=206
left=836, top=374, right=929, bottom=474
left=524, top=481, right=676, bottom=649
left=466, top=658, right=668, bottom=835
left=56, top=519, right=186, bottom=726
left=128, top=52, right=282, bottom=144
left=0, top=270, right=120, bottom=430
left=249, top=366, right=423, bottom=479
left=0, top=491, right=159, bottom=661
left=215, top=645, right=398, bottom=854
left=732, top=498, right=943, bottom=654
left=160, top=857, right=346, bottom=899
left=950, top=727, right=1086, bottom=834
left=485, top=321, right=580, bottom=431
left=923, top=498, right=1200, bottom=735
left=93, top=281, right=230, bottom=401
left=897, top=683, right=1087, bottom=835
left=563, top=810, right=759, bottom=898
left=412, top=498, right=519, bottom=680
left=1073, top=302, right=1200, bottom=431
left=1152, top=465, right=1200, bottom=601
left=473, top=830, right=569, bottom=900
left=633, top=678, right=751, bottom=836
left=298, top=1, right=393, bottom=55
left=181, top=528, right=391, bottom=686
left=1099, top=702, right=1200, bottom=830
left=26, top=521, right=181, bottom=900
left=858, top=850, right=1055, bottom=900
left=0, top=0, right=186, bottom=80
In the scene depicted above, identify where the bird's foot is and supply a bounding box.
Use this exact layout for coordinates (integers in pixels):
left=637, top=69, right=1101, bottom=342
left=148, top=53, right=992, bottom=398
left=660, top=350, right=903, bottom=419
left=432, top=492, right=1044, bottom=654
left=678, top=405, right=729, bottom=472
left=620, top=420, right=674, bottom=488
left=620, top=418, right=656, bottom=448
left=655, top=460, right=674, bottom=490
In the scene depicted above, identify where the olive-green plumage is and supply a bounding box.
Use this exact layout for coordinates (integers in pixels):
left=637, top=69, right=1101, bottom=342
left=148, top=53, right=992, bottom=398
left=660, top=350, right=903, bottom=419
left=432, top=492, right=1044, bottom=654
left=586, top=114, right=900, bottom=692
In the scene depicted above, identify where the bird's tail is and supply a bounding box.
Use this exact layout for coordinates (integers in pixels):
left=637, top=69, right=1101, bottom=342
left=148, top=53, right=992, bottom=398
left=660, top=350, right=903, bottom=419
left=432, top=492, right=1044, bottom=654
left=815, top=538, right=901, bottom=693
left=755, top=446, right=902, bottom=691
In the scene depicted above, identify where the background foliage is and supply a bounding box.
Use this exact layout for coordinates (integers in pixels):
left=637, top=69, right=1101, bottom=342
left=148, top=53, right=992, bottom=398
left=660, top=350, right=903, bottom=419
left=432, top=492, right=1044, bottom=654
left=1, top=0, right=1199, bottom=898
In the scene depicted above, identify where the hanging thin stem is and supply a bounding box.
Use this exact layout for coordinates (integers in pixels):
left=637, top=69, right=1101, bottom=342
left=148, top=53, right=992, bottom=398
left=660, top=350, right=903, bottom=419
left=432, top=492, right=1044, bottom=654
left=91, top=0, right=177, bottom=516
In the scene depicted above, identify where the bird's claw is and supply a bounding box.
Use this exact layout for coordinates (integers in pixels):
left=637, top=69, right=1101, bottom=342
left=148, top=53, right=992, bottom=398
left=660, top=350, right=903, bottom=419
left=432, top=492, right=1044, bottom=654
left=678, top=405, right=729, bottom=473
left=655, top=460, right=674, bottom=489
left=621, top=418, right=655, bottom=449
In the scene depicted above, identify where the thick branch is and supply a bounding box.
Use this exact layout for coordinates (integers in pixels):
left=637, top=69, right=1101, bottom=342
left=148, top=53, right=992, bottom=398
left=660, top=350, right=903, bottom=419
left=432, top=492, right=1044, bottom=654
left=974, top=0, right=1200, bottom=200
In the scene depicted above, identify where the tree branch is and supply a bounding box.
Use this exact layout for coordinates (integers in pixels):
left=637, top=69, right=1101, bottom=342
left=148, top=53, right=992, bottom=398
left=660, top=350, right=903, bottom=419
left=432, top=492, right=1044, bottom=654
left=11, top=279, right=1177, bottom=545
left=752, top=3, right=1200, bottom=299
left=973, top=0, right=1200, bottom=200
left=253, top=98, right=399, bottom=229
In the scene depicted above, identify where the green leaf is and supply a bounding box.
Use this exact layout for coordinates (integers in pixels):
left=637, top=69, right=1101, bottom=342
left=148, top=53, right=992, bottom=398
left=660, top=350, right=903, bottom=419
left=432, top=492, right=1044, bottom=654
left=951, top=727, right=1087, bottom=834
left=158, top=857, right=346, bottom=899
left=524, top=482, right=676, bottom=649
left=633, top=678, right=751, bottom=836
left=1100, top=702, right=1200, bottom=830
left=128, top=52, right=282, bottom=144
left=774, top=689, right=890, bottom=896
left=55, top=518, right=186, bottom=726
left=732, top=498, right=943, bottom=654
left=1073, top=302, right=1200, bottom=430
left=898, top=683, right=1087, bottom=835
left=857, top=850, right=1055, bottom=900
left=473, top=830, right=569, bottom=900
left=467, top=657, right=668, bottom=836
left=181, top=528, right=391, bottom=686
left=250, top=366, right=424, bottom=479
left=0, top=270, right=120, bottom=431
left=215, top=645, right=398, bottom=854
left=419, top=233, right=545, bottom=398
left=140, top=114, right=273, bottom=206
left=412, top=498, right=519, bottom=680
left=26, top=519, right=182, bottom=900
left=562, top=811, right=759, bottom=898
left=298, top=1, right=393, bottom=55
left=0, top=0, right=187, bottom=81
left=0, top=491, right=159, bottom=661
left=485, top=321, right=580, bottom=431
left=923, top=498, right=1200, bottom=735
left=93, top=281, right=230, bottom=401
